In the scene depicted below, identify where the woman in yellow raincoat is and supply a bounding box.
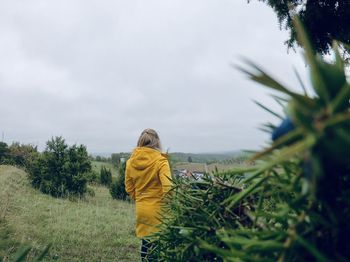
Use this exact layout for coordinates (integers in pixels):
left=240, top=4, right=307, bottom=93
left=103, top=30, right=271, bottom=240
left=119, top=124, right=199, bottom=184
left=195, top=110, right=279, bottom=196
left=125, top=128, right=172, bottom=261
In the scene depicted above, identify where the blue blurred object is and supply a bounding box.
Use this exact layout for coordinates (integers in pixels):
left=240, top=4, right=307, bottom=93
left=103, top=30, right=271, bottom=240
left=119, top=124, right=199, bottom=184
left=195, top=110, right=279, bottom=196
left=272, top=117, right=295, bottom=141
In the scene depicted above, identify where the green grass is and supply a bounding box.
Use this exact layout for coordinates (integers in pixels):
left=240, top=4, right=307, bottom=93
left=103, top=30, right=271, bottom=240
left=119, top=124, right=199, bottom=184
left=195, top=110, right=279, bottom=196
left=0, top=165, right=139, bottom=261
left=91, top=161, right=118, bottom=177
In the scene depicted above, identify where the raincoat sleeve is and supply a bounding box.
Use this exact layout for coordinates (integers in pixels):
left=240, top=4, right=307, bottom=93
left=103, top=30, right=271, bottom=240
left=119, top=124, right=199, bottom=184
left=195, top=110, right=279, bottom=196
left=124, top=161, right=135, bottom=200
left=159, top=159, right=172, bottom=194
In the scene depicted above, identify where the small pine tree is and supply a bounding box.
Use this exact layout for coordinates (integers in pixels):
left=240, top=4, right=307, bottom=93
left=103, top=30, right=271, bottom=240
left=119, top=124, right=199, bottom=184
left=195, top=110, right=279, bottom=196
left=100, top=166, right=112, bottom=186
left=111, top=153, right=120, bottom=167
left=110, top=161, right=127, bottom=200
left=0, top=142, right=9, bottom=164
left=27, top=136, right=91, bottom=197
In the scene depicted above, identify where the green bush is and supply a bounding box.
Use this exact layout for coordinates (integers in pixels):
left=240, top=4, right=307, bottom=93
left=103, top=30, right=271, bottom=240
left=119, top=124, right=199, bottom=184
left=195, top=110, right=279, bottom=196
left=111, top=153, right=120, bottom=167
left=0, top=142, right=9, bottom=164
left=155, top=19, right=350, bottom=261
left=110, top=161, right=127, bottom=200
left=100, top=166, right=112, bottom=186
left=86, top=186, right=96, bottom=197
left=27, top=136, right=92, bottom=197
left=155, top=172, right=251, bottom=261
left=7, top=142, right=39, bottom=168
left=86, top=170, right=99, bottom=184
left=0, top=142, right=39, bottom=168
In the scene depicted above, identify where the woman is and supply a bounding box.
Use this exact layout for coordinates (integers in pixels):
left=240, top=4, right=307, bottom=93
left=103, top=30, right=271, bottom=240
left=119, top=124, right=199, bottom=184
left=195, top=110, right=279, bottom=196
left=125, top=128, right=172, bottom=261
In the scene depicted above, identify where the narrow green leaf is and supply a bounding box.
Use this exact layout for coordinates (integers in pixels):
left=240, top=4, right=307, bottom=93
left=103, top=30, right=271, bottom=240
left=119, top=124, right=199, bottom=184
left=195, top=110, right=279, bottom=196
left=258, top=126, right=274, bottom=133
left=293, top=67, right=308, bottom=97
left=330, top=82, right=350, bottom=113
left=332, top=41, right=344, bottom=70
left=252, top=128, right=304, bottom=160
left=200, top=241, right=246, bottom=260
left=322, top=112, right=350, bottom=129
left=266, top=136, right=315, bottom=167
left=14, top=246, right=32, bottom=262
left=223, top=176, right=268, bottom=209
left=253, top=100, right=283, bottom=119
left=272, top=95, right=287, bottom=109
left=271, top=94, right=289, bottom=103
left=238, top=58, right=316, bottom=108
left=295, top=235, right=329, bottom=262
left=334, top=128, right=350, bottom=145
left=237, top=60, right=294, bottom=94
left=262, top=122, right=276, bottom=129
left=293, top=17, right=330, bottom=104
left=36, top=244, right=51, bottom=261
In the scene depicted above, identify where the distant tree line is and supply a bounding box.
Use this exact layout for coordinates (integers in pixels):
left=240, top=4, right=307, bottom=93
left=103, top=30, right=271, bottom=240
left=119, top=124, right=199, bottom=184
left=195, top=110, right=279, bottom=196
left=219, top=152, right=254, bottom=165
left=170, top=152, right=242, bottom=164
left=0, top=141, right=38, bottom=168
left=92, top=152, right=130, bottom=167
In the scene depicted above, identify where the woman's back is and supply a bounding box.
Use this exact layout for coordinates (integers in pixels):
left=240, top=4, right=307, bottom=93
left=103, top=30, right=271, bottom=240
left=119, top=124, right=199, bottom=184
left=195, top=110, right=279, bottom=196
left=126, top=147, right=171, bottom=205
left=125, top=128, right=172, bottom=261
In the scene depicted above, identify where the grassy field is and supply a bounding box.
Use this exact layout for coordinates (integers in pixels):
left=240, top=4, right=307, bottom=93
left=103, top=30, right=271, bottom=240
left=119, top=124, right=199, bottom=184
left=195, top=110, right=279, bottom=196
left=91, top=161, right=118, bottom=177
left=0, top=165, right=139, bottom=261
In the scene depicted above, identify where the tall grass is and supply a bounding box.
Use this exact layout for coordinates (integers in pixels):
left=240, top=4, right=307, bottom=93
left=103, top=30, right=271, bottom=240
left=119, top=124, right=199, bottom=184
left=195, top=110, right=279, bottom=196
left=0, top=165, right=138, bottom=261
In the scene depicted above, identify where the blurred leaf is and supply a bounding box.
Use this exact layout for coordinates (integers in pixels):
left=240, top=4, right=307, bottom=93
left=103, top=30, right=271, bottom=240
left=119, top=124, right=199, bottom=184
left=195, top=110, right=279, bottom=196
left=252, top=128, right=304, bottom=160
left=330, top=82, right=350, bottom=113
left=35, top=244, right=51, bottom=261
left=322, top=111, right=350, bottom=129
left=295, top=235, right=329, bottom=262
left=293, top=67, right=308, bottom=97
left=293, top=18, right=330, bottom=104
left=253, top=100, right=283, bottom=119
left=13, top=246, right=31, bottom=262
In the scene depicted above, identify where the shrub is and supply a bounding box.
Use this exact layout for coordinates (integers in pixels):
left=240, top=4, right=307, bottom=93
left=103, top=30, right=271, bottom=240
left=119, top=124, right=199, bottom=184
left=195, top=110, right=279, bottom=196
left=86, top=186, right=96, bottom=197
left=7, top=142, right=39, bottom=168
left=0, top=142, right=39, bottom=168
left=27, top=136, right=92, bottom=197
left=111, top=153, right=120, bottom=167
left=0, top=142, right=9, bottom=164
left=100, top=166, right=112, bottom=186
left=110, top=161, right=127, bottom=200
left=155, top=172, right=250, bottom=261
left=156, top=19, right=350, bottom=261
left=86, top=170, right=99, bottom=184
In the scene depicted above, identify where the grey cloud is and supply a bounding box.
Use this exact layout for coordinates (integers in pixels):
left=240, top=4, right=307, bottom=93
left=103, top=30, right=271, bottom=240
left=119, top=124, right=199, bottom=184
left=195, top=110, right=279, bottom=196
left=0, top=0, right=309, bottom=153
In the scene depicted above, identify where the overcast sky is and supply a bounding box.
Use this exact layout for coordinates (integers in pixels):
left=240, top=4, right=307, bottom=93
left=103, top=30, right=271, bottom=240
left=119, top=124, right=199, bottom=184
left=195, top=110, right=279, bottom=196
left=0, top=0, right=310, bottom=154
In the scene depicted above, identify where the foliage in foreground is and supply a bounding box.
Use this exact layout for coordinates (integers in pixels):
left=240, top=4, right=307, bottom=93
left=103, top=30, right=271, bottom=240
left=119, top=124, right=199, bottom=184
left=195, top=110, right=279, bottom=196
left=0, top=220, right=50, bottom=262
left=154, top=171, right=253, bottom=261
left=27, top=136, right=92, bottom=197
left=156, top=19, right=350, bottom=261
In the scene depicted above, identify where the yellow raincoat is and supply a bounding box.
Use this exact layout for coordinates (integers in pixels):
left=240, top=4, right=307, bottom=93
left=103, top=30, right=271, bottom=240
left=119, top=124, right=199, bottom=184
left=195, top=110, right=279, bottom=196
left=125, top=147, right=172, bottom=238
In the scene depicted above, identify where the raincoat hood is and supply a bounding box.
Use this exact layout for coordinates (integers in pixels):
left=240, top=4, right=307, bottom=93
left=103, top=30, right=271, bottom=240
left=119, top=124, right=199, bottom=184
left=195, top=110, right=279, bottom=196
left=129, top=147, right=165, bottom=170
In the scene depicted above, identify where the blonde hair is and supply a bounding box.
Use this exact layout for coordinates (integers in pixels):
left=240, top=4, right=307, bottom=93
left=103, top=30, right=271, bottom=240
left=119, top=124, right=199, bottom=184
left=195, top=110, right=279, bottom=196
left=137, top=128, right=162, bottom=150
